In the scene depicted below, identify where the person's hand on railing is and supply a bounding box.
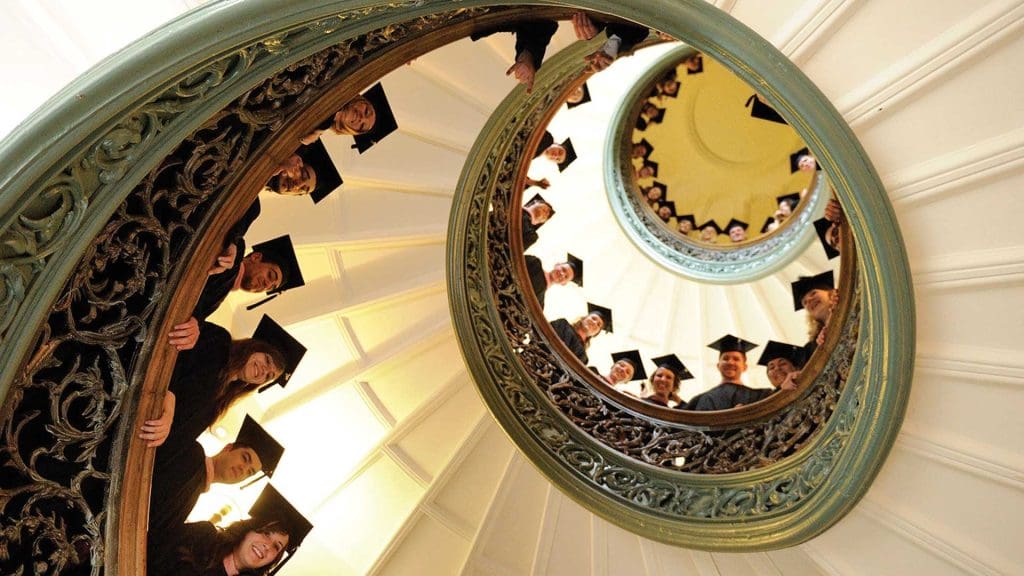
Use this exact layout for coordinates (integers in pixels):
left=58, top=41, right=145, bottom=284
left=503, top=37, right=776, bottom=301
left=207, top=243, right=237, bottom=276
left=168, top=316, right=200, bottom=351
left=825, top=197, right=845, bottom=225
left=572, top=12, right=599, bottom=40
left=506, top=50, right=537, bottom=93
left=141, top=391, right=175, bottom=448
left=781, top=371, right=800, bottom=391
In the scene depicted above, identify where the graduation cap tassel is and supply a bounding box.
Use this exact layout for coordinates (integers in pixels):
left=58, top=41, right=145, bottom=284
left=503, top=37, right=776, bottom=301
left=268, top=551, right=295, bottom=576
left=246, top=293, right=279, bottom=311
left=239, top=472, right=267, bottom=490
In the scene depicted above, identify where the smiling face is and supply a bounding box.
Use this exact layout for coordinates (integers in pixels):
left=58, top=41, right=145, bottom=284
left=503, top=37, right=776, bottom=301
left=527, top=202, right=552, bottom=225
left=638, top=165, right=655, bottom=179
left=543, top=144, right=566, bottom=164
left=581, top=312, right=604, bottom=337
left=678, top=220, right=693, bottom=233
left=650, top=367, right=677, bottom=398
left=798, top=154, right=816, bottom=172
left=657, top=206, right=671, bottom=221
left=766, top=357, right=797, bottom=388
left=728, top=225, right=747, bottom=242
left=276, top=162, right=316, bottom=197
left=211, top=444, right=262, bottom=484
left=241, top=351, right=282, bottom=386
left=716, top=351, right=747, bottom=383
left=700, top=226, right=717, bottom=242
left=645, top=186, right=663, bottom=202
left=801, top=288, right=833, bottom=321
left=334, top=96, right=376, bottom=135
left=608, top=360, right=635, bottom=384
left=234, top=529, right=289, bottom=570
left=566, top=85, right=585, bottom=104
left=631, top=143, right=649, bottom=158
left=240, top=253, right=284, bottom=293
left=549, top=262, right=575, bottom=285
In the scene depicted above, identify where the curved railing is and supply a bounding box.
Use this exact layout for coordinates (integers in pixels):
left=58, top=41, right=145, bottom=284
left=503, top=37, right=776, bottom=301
left=448, top=0, right=913, bottom=550
left=0, top=0, right=913, bottom=570
left=604, top=45, right=827, bottom=283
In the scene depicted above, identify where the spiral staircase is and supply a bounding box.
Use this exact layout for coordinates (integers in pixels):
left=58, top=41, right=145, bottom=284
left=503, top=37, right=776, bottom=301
left=2, top=1, right=1023, bottom=575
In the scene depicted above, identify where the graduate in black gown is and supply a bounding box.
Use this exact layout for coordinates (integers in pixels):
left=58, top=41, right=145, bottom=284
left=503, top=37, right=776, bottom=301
left=549, top=303, right=612, bottom=364
left=757, top=340, right=805, bottom=391
left=301, top=82, right=398, bottom=150
left=532, top=132, right=578, bottom=172
left=521, top=193, right=554, bottom=251
left=689, top=335, right=773, bottom=411
left=571, top=12, right=650, bottom=72
left=152, top=484, right=312, bottom=576
left=470, top=19, right=559, bottom=91
left=523, top=253, right=582, bottom=308
left=790, top=271, right=836, bottom=359
left=645, top=354, right=694, bottom=408
left=604, top=349, right=645, bottom=388
left=148, top=416, right=286, bottom=569
left=264, top=139, right=344, bottom=204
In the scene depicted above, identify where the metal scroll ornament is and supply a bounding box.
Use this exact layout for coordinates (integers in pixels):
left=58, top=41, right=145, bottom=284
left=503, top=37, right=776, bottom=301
left=0, top=5, right=489, bottom=573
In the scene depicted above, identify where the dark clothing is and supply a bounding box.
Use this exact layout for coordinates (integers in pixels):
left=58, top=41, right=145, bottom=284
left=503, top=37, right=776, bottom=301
left=193, top=199, right=261, bottom=320
left=643, top=395, right=670, bottom=407
left=148, top=441, right=208, bottom=569
left=148, top=521, right=227, bottom=576
left=470, top=20, right=559, bottom=71
left=803, top=340, right=818, bottom=360
left=524, top=255, right=548, bottom=308
left=522, top=210, right=539, bottom=250
left=164, top=322, right=232, bottom=450
left=597, top=20, right=649, bottom=54
left=551, top=318, right=588, bottom=363
left=689, top=383, right=774, bottom=411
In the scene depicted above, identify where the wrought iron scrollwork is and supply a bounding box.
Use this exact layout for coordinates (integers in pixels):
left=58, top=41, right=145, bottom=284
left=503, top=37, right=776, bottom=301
left=0, top=6, right=489, bottom=573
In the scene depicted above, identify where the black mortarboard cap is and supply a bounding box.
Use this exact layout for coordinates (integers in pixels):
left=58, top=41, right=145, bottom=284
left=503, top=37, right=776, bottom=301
left=566, top=82, right=591, bottom=109
left=525, top=193, right=555, bottom=226
left=640, top=160, right=659, bottom=178
left=587, top=302, right=613, bottom=333
left=790, top=270, right=835, bottom=311
left=234, top=415, right=285, bottom=479
left=707, top=334, right=759, bottom=355
left=635, top=116, right=649, bottom=131
left=760, top=216, right=776, bottom=234
left=777, top=192, right=801, bottom=210
left=656, top=200, right=676, bottom=221
left=814, top=218, right=841, bottom=260
left=248, top=484, right=314, bottom=575
left=726, top=218, right=748, bottom=232
left=650, top=354, right=695, bottom=380
left=296, top=140, right=343, bottom=204
left=611, top=349, right=647, bottom=381
left=352, top=83, right=398, bottom=154
left=789, top=147, right=821, bottom=173
left=247, top=236, right=305, bottom=309
left=757, top=340, right=806, bottom=368
left=746, top=94, right=788, bottom=125
left=533, top=131, right=555, bottom=158
left=252, top=315, right=307, bottom=391
left=698, top=219, right=723, bottom=235
left=556, top=139, right=577, bottom=172
left=565, top=253, right=583, bottom=287
left=634, top=138, right=654, bottom=159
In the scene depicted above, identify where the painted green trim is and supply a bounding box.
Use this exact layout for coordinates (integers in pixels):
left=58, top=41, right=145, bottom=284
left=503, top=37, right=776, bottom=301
left=448, top=0, right=913, bottom=550
left=603, top=44, right=826, bottom=283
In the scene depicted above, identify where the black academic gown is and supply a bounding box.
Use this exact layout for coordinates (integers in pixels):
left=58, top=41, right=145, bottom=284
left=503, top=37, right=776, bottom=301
left=164, top=322, right=232, bottom=450
left=148, top=441, right=209, bottom=570
left=470, top=20, right=559, bottom=70
left=521, top=210, right=539, bottom=250
left=149, top=521, right=228, bottom=576
left=193, top=199, right=261, bottom=320
left=689, top=383, right=774, bottom=411
left=642, top=395, right=670, bottom=407
left=596, top=20, right=649, bottom=54
left=550, top=318, right=588, bottom=363
left=523, top=255, right=548, bottom=308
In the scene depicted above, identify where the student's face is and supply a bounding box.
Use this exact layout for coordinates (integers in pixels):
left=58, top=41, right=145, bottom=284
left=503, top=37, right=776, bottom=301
left=701, top=226, right=717, bottom=241
left=717, top=351, right=747, bottom=381
left=777, top=201, right=793, bottom=216
left=566, top=85, right=585, bottom=104
left=798, top=155, right=816, bottom=172
left=241, top=254, right=284, bottom=293
left=678, top=220, right=693, bottom=233
left=581, top=313, right=604, bottom=336
left=802, top=288, right=832, bottom=321
left=645, top=186, right=663, bottom=201
left=729, top=226, right=746, bottom=242
left=657, top=206, right=671, bottom=220
left=212, top=445, right=262, bottom=484
left=544, top=144, right=567, bottom=164
left=337, top=96, right=376, bottom=135
left=235, top=529, right=289, bottom=570
left=528, top=202, right=552, bottom=224
left=550, top=262, right=575, bottom=285
left=631, top=143, right=649, bottom=158
left=651, top=367, right=675, bottom=397
left=661, top=80, right=679, bottom=95
left=277, top=163, right=317, bottom=196
left=766, top=357, right=797, bottom=387
left=609, top=360, right=635, bottom=384
left=642, top=103, right=658, bottom=117
left=638, top=165, right=655, bottom=179
left=242, top=351, right=282, bottom=385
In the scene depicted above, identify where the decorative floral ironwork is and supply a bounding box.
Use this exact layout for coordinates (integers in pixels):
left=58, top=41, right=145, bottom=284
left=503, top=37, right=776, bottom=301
left=458, top=65, right=862, bottom=520
left=0, top=6, right=489, bottom=573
